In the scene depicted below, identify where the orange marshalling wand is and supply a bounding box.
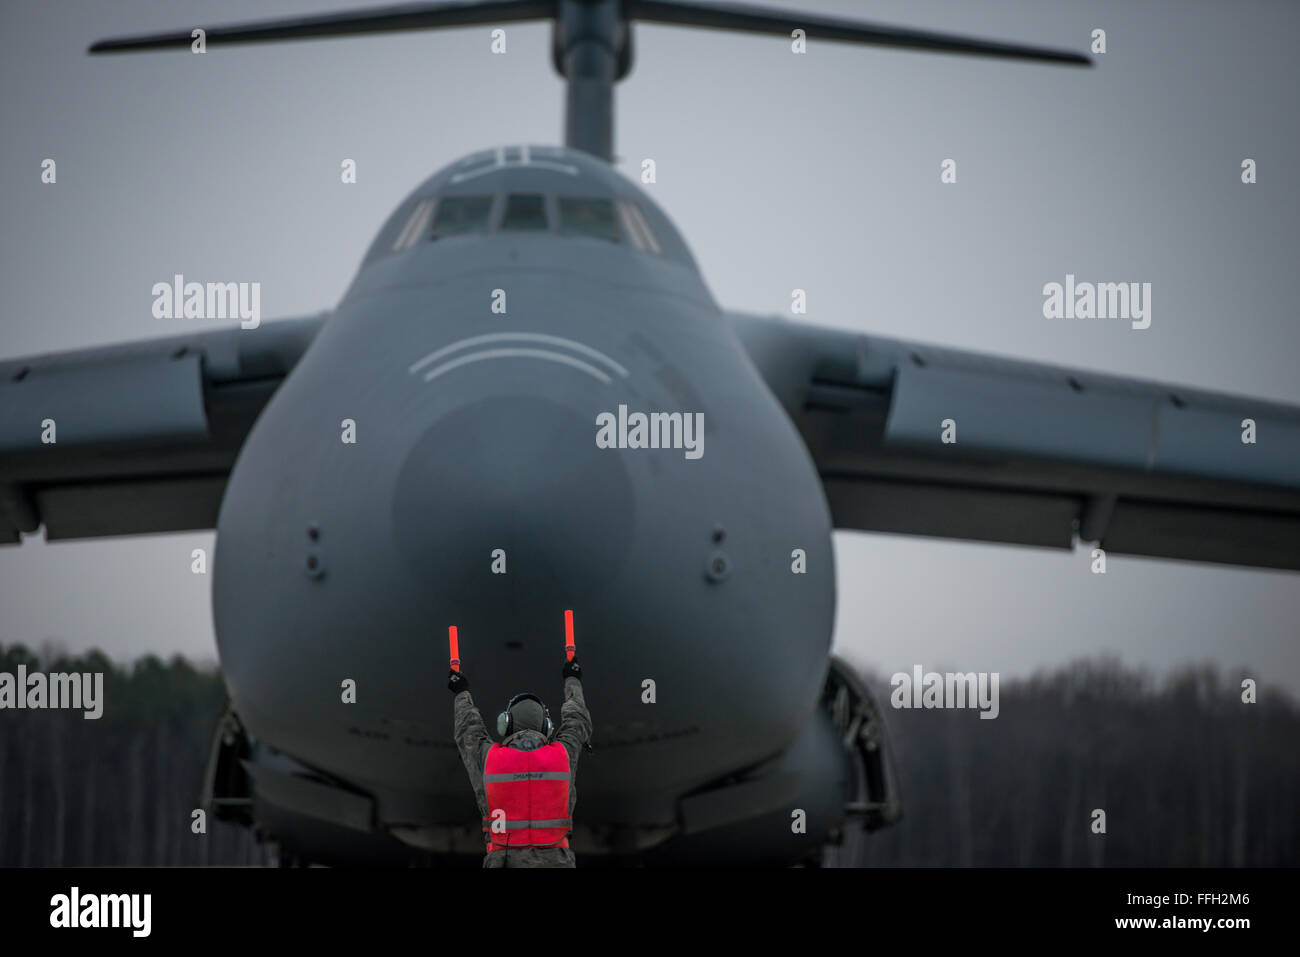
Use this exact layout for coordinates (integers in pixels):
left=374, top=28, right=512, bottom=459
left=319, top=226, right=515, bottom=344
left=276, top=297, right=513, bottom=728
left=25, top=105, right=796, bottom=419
left=448, top=625, right=460, bottom=673
left=565, top=609, right=575, bottom=662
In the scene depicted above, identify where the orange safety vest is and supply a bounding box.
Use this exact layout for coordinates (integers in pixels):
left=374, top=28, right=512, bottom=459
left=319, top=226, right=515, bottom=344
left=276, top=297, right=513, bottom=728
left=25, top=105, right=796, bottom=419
left=482, top=742, right=572, bottom=852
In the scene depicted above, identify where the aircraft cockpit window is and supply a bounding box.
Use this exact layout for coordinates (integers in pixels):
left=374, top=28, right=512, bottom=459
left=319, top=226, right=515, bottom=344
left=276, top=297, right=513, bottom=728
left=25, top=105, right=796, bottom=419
left=558, top=197, right=619, bottom=241
left=391, top=198, right=435, bottom=252
left=617, top=201, right=662, bottom=255
left=501, top=193, right=548, bottom=231
left=432, top=195, right=493, bottom=237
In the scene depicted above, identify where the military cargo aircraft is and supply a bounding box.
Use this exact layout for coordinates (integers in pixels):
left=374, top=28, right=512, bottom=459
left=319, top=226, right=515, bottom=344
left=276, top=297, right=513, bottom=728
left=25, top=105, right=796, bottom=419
left=2, top=1, right=1296, bottom=866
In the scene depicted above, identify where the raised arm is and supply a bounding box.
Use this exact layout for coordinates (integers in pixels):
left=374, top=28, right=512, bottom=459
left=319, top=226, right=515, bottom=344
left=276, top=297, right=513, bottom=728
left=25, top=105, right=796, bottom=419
left=448, top=670, right=493, bottom=816
left=554, top=658, right=592, bottom=774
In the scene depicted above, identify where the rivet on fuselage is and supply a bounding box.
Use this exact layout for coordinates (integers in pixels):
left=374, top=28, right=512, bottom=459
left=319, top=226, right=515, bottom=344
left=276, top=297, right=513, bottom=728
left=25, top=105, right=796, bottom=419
left=305, top=551, right=325, bottom=580
left=705, top=550, right=731, bottom=583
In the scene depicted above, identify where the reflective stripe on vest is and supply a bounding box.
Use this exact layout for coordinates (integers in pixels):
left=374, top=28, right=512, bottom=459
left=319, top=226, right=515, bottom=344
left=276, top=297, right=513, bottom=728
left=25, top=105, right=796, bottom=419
left=483, top=771, right=571, bottom=782
left=482, top=742, right=572, bottom=852
left=481, top=819, right=573, bottom=829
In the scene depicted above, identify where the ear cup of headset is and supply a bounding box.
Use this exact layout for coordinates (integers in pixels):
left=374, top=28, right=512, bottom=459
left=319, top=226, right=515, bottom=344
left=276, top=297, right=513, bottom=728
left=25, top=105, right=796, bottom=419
left=499, top=693, right=552, bottom=738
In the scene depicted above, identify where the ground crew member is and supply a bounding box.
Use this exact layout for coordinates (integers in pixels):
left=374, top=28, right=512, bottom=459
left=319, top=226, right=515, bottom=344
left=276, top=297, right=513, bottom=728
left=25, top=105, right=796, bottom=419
left=449, top=654, right=591, bottom=867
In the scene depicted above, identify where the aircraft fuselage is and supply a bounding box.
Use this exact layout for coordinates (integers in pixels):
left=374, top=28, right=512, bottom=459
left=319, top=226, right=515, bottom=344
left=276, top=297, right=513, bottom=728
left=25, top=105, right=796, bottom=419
left=211, top=147, right=838, bottom=858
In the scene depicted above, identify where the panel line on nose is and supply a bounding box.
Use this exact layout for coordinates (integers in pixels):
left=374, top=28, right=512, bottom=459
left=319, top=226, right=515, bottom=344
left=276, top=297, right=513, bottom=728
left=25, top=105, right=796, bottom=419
left=409, top=332, right=630, bottom=378
left=418, top=347, right=614, bottom=385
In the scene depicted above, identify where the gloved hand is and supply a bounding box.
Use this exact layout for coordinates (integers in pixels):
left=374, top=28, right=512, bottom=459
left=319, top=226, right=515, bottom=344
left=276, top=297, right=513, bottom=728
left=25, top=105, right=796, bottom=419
left=562, top=655, right=582, bottom=681
left=448, top=669, right=469, bottom=694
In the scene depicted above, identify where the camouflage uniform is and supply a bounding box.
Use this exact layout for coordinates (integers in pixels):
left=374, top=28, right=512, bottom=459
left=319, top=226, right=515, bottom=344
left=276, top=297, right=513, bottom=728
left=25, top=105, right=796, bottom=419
left=453, top=677, right=592, bottom=868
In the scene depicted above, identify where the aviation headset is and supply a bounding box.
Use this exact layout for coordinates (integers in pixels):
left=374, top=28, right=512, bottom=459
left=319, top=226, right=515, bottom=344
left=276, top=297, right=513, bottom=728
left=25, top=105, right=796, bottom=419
left=497, top=692, right=554, bottom=738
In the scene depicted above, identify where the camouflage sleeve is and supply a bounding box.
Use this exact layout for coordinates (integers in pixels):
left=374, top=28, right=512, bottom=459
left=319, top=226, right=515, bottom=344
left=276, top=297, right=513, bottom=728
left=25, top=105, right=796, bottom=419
left=554, top=677, right=592, bottom=815
left=453, top=690, right=494, bottom=818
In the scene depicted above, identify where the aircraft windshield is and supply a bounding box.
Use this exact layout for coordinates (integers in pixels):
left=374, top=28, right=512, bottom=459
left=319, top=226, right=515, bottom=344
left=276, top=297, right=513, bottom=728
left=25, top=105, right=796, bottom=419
left=432, top=195, right=493, bottom=237
left=501, top=194, right=548, bottom=231
left=558, top=197, right=618, bottom=241
left=366, top=189, right=678, bottom=266
left=617, top=201, right=662, bottom=255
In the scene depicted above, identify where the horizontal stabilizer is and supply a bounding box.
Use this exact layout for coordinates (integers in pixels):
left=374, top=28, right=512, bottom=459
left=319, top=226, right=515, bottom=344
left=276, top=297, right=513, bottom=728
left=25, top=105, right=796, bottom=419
left=89, top=0, right=556, bottom=53
left=626, top=0, right=1090, bottom=65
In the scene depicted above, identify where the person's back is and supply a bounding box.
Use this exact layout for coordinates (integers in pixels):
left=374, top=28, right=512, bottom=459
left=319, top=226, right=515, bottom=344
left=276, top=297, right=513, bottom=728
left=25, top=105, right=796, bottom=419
left=449, top=655, right=591, bottom=867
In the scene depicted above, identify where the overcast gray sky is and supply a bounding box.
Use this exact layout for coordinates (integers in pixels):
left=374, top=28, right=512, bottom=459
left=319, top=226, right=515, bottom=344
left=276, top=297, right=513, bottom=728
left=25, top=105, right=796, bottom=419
left=2, top=0, right=1297, bottom=692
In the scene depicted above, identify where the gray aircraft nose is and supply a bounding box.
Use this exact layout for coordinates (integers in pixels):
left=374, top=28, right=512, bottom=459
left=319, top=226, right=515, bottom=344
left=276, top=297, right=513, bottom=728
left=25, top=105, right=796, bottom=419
left=391, top=393, right=636, bottom=617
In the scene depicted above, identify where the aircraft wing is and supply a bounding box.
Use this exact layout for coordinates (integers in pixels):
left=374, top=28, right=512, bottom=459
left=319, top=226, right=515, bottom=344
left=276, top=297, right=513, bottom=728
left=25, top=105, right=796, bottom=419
left=0, top=316, right=325, bottom=545
left=726, top=312, right=1300, bottom=571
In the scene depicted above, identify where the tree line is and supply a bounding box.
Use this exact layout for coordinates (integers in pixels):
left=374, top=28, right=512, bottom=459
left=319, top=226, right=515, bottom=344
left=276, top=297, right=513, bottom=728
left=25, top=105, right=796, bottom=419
left=832, top=658, right=1299, bottom=866
left=0, top=643, right=264, bottom=866
left=1, top=644, right=1295, bottom=865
